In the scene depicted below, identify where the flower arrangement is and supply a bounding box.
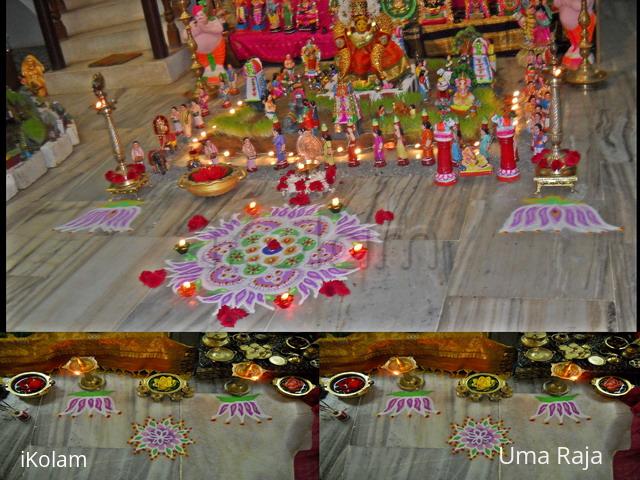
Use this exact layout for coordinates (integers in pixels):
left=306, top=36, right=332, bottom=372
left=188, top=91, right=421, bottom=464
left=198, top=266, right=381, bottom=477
left=276, top=165, right=336, bottom=196
left=189, top=164, right=232, bottom=183
left=104, top=163, right=145, bottom=184
left=531, top=149, right=581, bottom=171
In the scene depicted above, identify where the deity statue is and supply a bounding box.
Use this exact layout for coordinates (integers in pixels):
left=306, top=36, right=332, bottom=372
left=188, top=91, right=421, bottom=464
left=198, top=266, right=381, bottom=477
left=301, top=38, right=322, bottom=79
left=283, top=54, right=296, bottom=81
left=186, top=5, right=226, bottom=86
left=334, top=0, right=410, bottom=87
left=450, top=72, right=476, bottom=116
left=531, top=0, right=553, bottom=47
left=497, top=0, right=522, bottom=16
left=333, top=81, right=362, bottom=126
left=235, top=0, right=250, bottom=29
left=243, top=58, right=267, bottom=103
left=252, top=0, right=267, bottom=30
left=195, top=84, right=210, bottom=117
left=267, top=0, right=282, bottom=31
left=471, top=36, right=494, bottom=85
left=554, top=0, right=596, bottom=70
left=435, top=68, right=453, bottom=109
left=421, top=0, right=453, bottom=25
left=282, top=0, right=296, bottom=32
left=20, top=55, right=47, bottom=97
left=465, top=0, right=490, bottom=19
left=296, top=0, right=319, bottom=31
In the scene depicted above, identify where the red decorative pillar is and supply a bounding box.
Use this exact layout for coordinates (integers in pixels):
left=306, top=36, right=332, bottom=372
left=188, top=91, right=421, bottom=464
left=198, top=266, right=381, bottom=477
left=433, top=122, right=457, bottom=186
left=495, top=118, right=520, bottom=182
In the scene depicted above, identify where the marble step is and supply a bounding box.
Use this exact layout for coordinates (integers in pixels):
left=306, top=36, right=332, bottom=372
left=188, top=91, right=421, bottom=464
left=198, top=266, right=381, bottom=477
left=60, top=20, right=151, bottom=64
left=61, top=0, right=144, bottom=36
left=63, top=0, right=110, bottom=11
left=44, top=48, right=192, bottom=95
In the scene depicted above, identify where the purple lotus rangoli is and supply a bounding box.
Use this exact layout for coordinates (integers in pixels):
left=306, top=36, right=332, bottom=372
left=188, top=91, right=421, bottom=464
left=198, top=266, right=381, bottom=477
left=55, top=201, right=142, bottom=233
left=500, top=197, right=621, bottom=234
left=210, top=394, right=272, bottom=425
left=58, top=390, right=121, bottom=418
left=128, top=416, right=194, bottom=460
left=448, top=416, right=512, bottom=460
left=377, top=390, right=440, bottom=418
left=529, top=394, right=591, bottom=425
left=165, top=204, right=381, bottom=315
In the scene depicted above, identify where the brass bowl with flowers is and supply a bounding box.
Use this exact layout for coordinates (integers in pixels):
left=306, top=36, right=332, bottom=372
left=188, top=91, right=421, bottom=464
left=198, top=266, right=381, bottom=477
left=456, top=373, right=512, bottom=402
left=535, top=165, right=577, bottom=178
left=177, top=163, right=246, bottom=197
left=323, top=372, right=374, bottom=399
left=273, top=376, right=315, bottom=398
left=137, top=372, right=194, bottom=401
left=591, top=376, right=634, bottom=398
left=7, top=372, right=55, bottom=399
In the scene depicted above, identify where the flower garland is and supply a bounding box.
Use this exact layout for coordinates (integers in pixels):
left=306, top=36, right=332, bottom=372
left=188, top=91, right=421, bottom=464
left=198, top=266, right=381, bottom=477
left=276, top=168, right=335, bottom=196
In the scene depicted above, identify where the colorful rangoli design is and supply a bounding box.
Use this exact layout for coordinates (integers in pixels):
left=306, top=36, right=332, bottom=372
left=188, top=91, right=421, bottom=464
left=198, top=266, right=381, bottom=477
left=165, top=204, right=381, bottom=315
left=55, top=200, right=143, bottom=233
left=210, top=394, right=272, bottom=425
left=128, top=416, right=194, bottom=460
left=58, top=390, right=121, bottom=418
left=529, top=394, right=591, bottom=425
left=377, top=390, right=440, bottom=418
left=500, top=196, right=621, bottom=234
left=448, top=416, right=512, bottom=460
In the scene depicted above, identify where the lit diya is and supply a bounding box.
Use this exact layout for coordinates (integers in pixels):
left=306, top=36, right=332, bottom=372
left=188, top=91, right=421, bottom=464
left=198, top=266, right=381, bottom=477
left=7, top=372, right=55, bottom=399
left=273, top=376, right=315, bottom=398
left=591, top=376, right=634, bottom=398
left=323, top=372, right=373, bottom=398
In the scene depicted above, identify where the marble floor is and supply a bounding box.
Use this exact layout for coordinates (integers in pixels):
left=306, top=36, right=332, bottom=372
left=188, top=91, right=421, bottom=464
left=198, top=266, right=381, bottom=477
left=319, top=372, right=632, bottom=480
left=6, top=1, right=636, bottom=332
left=0, top=372, right=314, bottom=480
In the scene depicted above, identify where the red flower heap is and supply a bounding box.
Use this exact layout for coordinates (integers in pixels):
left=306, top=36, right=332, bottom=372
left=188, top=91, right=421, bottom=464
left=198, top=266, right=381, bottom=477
left=190, top=165, right=231, bottom=183
left=187, top=214, right=209, bottom=232
left=217, top=305, right=249, bottom=327
left=139, top=269, right=167, bottom=288
left=531, top=149, right=581, bottom=171
left=319, top=280, right=351, bottom=297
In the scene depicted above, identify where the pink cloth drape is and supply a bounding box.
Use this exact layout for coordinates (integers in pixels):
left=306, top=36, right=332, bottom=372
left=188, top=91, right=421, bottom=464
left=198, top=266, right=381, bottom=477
left=230, top=30, right=336, bottom=62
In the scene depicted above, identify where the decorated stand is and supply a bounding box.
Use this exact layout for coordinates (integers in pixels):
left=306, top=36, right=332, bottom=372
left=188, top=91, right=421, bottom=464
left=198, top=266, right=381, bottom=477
left=433, top=120, right=457, bottom=186
left=492, top=113, right=520, bottom=182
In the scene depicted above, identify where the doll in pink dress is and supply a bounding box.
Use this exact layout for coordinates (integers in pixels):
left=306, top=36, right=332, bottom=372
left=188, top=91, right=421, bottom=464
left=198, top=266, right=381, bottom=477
left=372, top=121, right=386, bottom=168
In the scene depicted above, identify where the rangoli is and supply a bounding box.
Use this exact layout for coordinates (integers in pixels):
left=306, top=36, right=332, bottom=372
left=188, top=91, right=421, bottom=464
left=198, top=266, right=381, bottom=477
left=448, top=416, right=512, bottom=460
left=57, top=389, right=120, bottom=418
left=500, top=196, right=621, bottom=234
left=55, top=200, right=143, bottom=233
left=529, top=394, right=591, bottom=425
left=377, top=390, right=440, bottom=418
left=128, top=416, right=194, bottom=460
left=210, top=394, right=272, bottom=425
left=165, top=204, right=381, bottom=316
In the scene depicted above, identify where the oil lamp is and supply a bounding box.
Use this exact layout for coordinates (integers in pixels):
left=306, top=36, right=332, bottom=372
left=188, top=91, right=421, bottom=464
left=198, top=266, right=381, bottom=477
left=245, top=201, right=260, bottom=216
left=349, top=242, right=367, bottom=260
left=178, top=281, right=197, bottom=297
left=328, top=197, right=343, bottom=213
left=62, top=356, right=105, bottom=391
left=229, top=108, right=236, bottom=115
left=174, top=238, right=190, bottom=254
left=381, top=356, right=424, bottom=391
left=225, top=362, right=266, bottom=396
left=544, top=362, right=584, bottom=396
left=274, top=292, right=294, bottom=309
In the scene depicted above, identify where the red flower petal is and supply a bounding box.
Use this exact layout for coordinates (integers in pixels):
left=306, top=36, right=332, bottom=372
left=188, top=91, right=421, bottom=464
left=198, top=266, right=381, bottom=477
left=289, top=193, right=311, bottom=206
left=187, top=214, right=209, bottom=232
left=138, top=269, right=167, bottom=288
left=309, top=180, right=324, bottom=192
left=320, top=280, right=351, bottom=298
left=217, top=305, right=248, bottom=327
left=267, top=239, right=281, bottom=250
left=550, top=159, right=564, bottom=171
left=375, top=209, right=394, bottom=225
left=295, top=179, right=307, bottom=192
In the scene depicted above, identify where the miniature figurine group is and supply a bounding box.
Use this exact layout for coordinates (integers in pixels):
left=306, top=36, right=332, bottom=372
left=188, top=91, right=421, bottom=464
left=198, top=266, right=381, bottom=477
left=236, top=0, right=319, bottom=33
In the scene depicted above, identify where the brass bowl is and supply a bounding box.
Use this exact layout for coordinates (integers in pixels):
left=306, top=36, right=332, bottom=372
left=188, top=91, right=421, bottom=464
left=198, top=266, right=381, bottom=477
left=591, top=376, right=634, bottom=398
left=273, top=376, right=315, bottom=398
left=525, top=347, right=554, bottom=363
left=456, top=373, right=512, bottom=401
left=177, top=163, right=246, bottom=197
left=202, top=333, right=230, bottom=348
left=7, top=372, right=55, bottom=399
left=137, top=372, right=194, bottom=401
left=206, top=347, right=236, bottom=363
left=323, top=372, right=373, bottom=399
left=535, top=165, right=577, bottom=177
left=521, top=333, right=549, bottom=348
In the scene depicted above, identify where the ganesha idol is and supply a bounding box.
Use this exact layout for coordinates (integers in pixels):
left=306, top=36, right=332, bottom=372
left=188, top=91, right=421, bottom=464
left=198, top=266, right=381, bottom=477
left=334, top=0, right=410, bottom=89
left=450, top=73, right=476, bottom=116
left=186, top=5, right=226, bottom=86
left=554, top=0, right=596, bottom=70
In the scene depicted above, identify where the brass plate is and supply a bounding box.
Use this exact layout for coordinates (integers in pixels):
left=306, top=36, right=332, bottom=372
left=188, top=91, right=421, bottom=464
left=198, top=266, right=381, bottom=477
left=604, top=336, right=629, bottom=351
left=323, top=372, right=373, bottom=398
left=287, top=355, right=302, bottom=365
left=461, top=373, right=502, bottom=394
left=273, top=376, right=315, bottom=398
left=206, top=347, right=236, bottom=363
left=202, top=333, right=230, bottom=347
left=606, top=355, right=621, bottom=365
left=587, top=355, right=606, bottom=366
left=7, top=372, right=55, bottom=399
left=525, top=347, right=554, bottom=362
left=285, top=336, right=311, bottom=350
left=269, top=355, right=287, bottom=366
left=520, top=333, right=549, bottom=348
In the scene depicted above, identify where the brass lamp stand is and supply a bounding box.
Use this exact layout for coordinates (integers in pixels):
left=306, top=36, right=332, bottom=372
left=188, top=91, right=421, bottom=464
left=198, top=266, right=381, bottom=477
left=381, top=356, right=424, bottom=391
left=92, top=74, right=148, bottom=199
left=62, top=356, right=106, bottom=391
left=563, top=0, right=607, bottom=87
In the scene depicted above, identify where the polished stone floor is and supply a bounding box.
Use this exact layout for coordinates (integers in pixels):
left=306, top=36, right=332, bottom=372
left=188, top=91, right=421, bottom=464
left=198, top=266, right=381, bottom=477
left=6, top=1, right=635, bottom=332
left=320, top=372, right=632, bottom=480
left=0, top=372, right=313, bottom=480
